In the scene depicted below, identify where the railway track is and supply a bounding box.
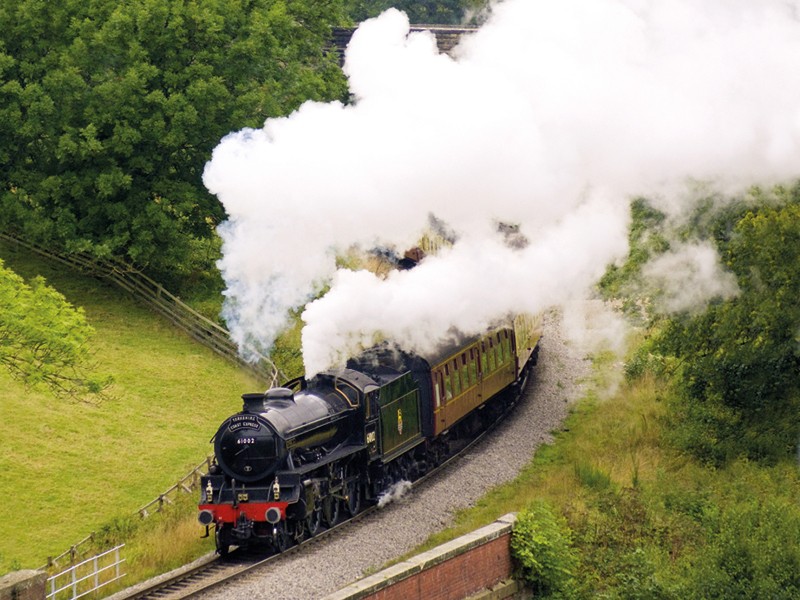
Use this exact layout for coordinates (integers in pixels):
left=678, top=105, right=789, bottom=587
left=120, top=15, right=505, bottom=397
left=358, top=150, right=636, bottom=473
left=112, top=372, right=532, bottom=600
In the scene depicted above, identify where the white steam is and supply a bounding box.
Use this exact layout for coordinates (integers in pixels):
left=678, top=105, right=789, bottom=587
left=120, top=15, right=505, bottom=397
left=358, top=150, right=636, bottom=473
left=642, top=242, right=740, bottom=315
left=377, top=480, right=413, bottom=508
left=203, top=0, right=800, bottom=375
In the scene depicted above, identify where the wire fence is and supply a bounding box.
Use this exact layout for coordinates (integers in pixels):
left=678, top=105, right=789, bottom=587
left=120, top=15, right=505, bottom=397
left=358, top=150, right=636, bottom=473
left=136, top=456, right=215, bottom=519
left=41, top=456, right=214, bottom=570
left=0, top=232, right=281, bottom=385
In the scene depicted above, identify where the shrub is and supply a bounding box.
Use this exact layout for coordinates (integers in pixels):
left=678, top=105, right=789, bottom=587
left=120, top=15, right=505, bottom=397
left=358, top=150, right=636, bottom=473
left=675, top=498, right=800, bottom=598
left=511, top=499, right=579, bottom=598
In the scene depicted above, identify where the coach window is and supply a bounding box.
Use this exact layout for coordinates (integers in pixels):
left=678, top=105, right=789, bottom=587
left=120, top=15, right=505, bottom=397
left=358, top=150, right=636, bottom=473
left=434, top=371, right=443, bottom=408
left=497, top=333, right=505, bottom=364
left=452, top=360, right=462, bottom=396
left=488, top=339, right=496, bottom=372
left=443, top=365, right=453, bottom=401
left=469, top=349, right=478, bottom=385
left=481, top=342, right=488, bottom=375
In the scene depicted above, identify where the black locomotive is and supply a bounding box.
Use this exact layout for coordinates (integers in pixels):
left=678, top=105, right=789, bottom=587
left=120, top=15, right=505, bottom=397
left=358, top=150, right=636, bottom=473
left=199, top=314, right=542, bottom=555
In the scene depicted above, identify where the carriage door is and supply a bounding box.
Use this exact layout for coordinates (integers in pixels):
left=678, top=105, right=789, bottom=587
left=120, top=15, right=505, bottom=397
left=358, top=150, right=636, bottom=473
left=434, top=370, right=447, bottom=434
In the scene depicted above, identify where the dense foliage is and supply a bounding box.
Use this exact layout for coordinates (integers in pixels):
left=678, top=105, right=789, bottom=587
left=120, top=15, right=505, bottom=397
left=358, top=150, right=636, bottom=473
left=600, top=185, right=800, bottom=465
left=0, top=0, right=347, bottom=282
left=0, top=259, right=109, bottom=397
left=678, top=495, right=800, bottom=598
left=659, top=197, right=800, bottom=464
left=511, top=499, right=578, bottom=597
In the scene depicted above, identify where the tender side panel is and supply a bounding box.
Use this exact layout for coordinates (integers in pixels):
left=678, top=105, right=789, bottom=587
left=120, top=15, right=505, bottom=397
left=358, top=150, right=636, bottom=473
left=378, top=372, right=423, bottom=460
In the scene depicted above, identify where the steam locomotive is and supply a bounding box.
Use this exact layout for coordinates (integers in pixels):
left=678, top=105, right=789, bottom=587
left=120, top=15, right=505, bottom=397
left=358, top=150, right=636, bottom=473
left=198, top=314, right=542, bottom=555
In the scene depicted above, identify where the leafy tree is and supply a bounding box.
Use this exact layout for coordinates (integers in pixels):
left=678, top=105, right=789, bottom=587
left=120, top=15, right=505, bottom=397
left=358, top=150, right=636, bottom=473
left=0, top=0, right=347, bottom=283
left=598, top=197, right=669, bottom=319
left=0, top=260, right=110, bottom=397
left=599, top=187, right=800, bottom=464
left=656, top=194, right=800, bottom=463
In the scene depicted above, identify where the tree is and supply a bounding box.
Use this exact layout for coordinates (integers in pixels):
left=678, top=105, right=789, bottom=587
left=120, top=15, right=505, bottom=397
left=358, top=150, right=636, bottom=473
left=657, top=194, right=800, bottom=464
left=0, top=260, right=110, bottom=397
left=0, top=0, right=348, bottom=283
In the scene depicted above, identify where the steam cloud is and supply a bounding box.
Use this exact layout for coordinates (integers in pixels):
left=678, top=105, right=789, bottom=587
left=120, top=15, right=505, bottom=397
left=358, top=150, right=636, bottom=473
left=642, top=242, right=740, bottom=315
left=203, top=0, right=800, bottom=376
left=377, top=480, right=413, bottom=508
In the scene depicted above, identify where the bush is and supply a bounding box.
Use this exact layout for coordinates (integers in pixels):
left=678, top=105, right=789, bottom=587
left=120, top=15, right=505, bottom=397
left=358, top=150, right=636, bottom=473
left=675, top=498, right=800, bottom=598
left=511, top=499, right=578, bottom=598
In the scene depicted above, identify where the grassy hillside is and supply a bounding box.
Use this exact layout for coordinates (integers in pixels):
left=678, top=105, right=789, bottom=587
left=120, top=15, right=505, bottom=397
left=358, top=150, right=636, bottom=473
left=409, top=351, right=800, bottom=597
left=0, top=240, right=263, bottom=572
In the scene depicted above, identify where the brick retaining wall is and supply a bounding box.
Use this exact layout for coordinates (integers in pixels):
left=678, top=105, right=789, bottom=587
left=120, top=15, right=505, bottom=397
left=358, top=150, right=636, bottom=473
left=323, top=513, right=523, bottom=600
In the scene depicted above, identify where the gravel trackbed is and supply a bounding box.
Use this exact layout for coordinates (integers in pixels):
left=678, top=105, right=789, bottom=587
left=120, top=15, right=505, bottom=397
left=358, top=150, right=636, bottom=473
left=198, top=309, right=592, bottom=600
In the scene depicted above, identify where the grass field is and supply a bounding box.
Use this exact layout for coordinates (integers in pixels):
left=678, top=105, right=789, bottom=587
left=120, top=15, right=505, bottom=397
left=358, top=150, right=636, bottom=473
left=0, top=240, right=263, bottom=572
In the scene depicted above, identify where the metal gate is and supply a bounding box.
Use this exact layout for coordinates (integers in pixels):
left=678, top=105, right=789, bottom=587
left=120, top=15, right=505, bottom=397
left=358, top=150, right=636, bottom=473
left=46, top=545, right=126, bottom=600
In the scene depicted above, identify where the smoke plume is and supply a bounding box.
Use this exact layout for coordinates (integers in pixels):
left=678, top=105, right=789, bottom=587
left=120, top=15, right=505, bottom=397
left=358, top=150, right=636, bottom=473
left=203, top=0, right=800, bottom=376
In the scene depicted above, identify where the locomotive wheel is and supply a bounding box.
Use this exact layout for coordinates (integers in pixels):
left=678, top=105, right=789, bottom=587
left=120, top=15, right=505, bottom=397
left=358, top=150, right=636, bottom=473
left=402, top=455, right=418, bottom=481
left=305, top=507, right=322, bottom=537
left=274, top=526, right=292, bottom=553
left=395, top=457, right=411, bottom=482
left=216, top=524, right=232, bottom=557
left=344, top=480, right=362, bottom=517
left=293, top=519, right=306, bottom=543
left=387, top=462, right=401, bottom=485
left=322, top=495, right=341, bottom=527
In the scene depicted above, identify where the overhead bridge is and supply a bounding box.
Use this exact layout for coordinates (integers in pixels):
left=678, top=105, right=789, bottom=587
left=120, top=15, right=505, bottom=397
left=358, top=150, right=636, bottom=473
left=330, top=25, right=477, bottom=63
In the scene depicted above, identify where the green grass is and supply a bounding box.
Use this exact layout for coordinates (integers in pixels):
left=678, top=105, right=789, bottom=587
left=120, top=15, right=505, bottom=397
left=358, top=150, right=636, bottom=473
left=0, top=240, right=263, bottom=572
